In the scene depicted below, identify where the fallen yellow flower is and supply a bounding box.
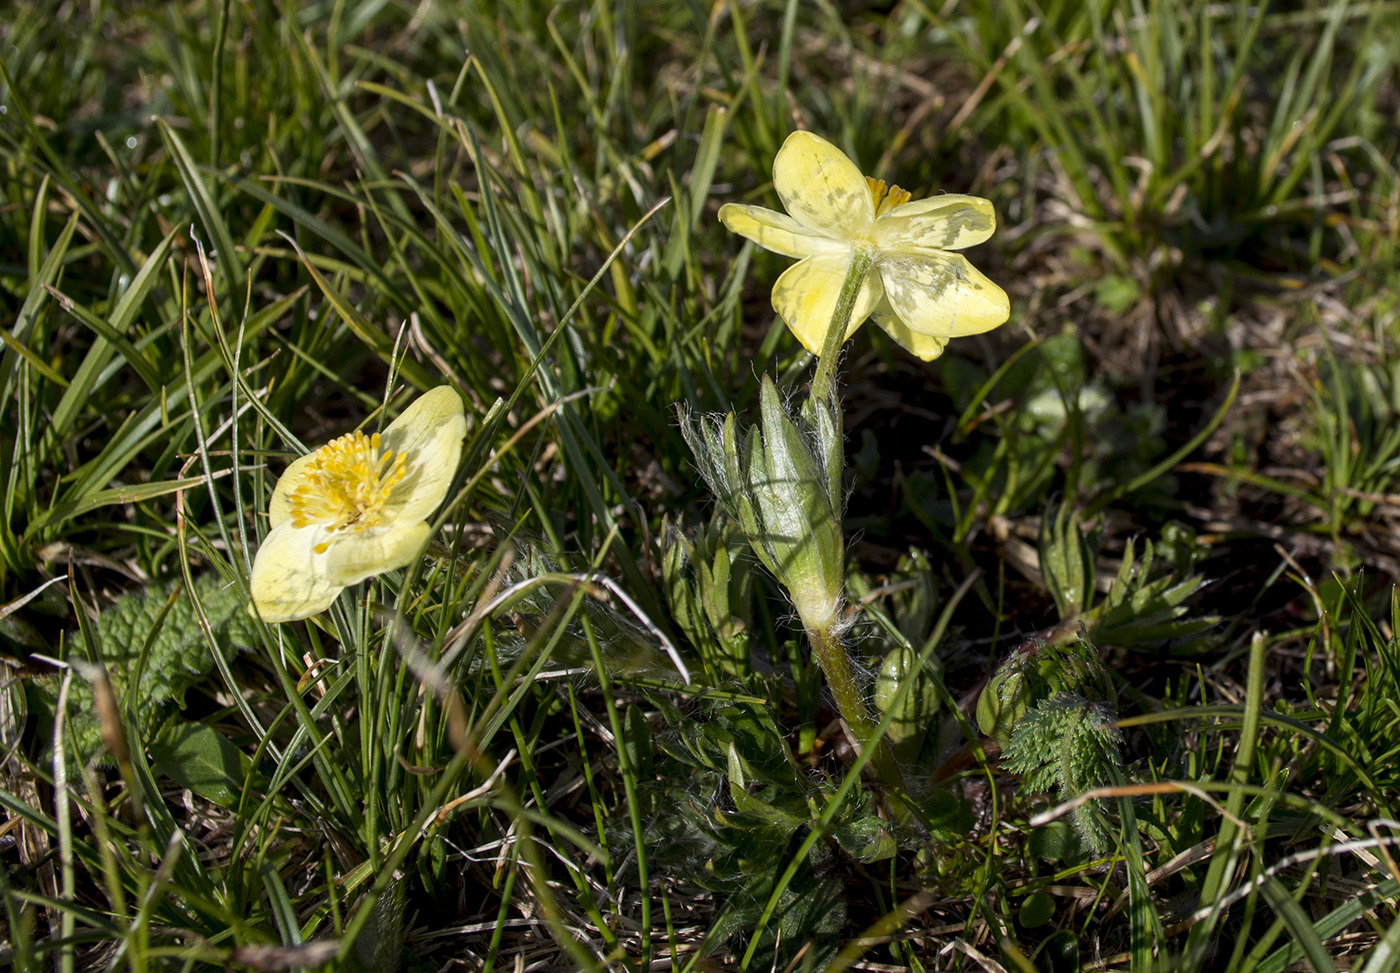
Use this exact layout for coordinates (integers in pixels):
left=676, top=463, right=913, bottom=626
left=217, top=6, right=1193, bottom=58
left=249, top=386, right=466, bottom=622
left=719, top=131, right=1010, bottom=361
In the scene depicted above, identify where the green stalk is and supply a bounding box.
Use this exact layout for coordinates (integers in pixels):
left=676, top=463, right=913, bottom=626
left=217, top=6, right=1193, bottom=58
left=805, top=614, right=904, bottom=790
left=799, top=244, right=901, bottom=790
left=810, top=245, right=875, bottom=403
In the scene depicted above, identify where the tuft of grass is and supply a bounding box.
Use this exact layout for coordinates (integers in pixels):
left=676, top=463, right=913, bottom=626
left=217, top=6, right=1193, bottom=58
left=921, top=1, right=1397, bottom=275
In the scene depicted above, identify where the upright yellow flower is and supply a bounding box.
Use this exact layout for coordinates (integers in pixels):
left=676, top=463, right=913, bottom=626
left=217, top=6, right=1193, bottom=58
left=250, top=386, right=467, bottom=622
left=719, top=131, right=1010, bottom=361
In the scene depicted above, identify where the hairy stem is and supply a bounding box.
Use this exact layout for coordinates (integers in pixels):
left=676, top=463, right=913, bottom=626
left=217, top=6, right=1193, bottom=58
left=805, top=609, right=904, bottom=792
left=801, top=245, right=899, bottom=790
left=810, top=244, right=875, bottom=403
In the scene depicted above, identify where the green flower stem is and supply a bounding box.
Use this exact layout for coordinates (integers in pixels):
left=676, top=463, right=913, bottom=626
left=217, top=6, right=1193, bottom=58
left=804, top=610, right=904, bottom=791
left=810, top=244, right=875, bottom=403
left=799, top=244, right=901, bottom=791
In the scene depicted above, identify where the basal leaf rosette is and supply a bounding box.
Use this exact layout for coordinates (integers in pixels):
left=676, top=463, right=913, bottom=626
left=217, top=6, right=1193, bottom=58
left=250, top=386, right=467, bottom=622
left=719, top=131, right=1010, bottom=361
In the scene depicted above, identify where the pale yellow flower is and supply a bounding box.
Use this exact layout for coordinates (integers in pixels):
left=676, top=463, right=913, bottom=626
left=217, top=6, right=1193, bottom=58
left=719, top=131, right=1010, bottom=361
left=249, top=386, right=466, bottom=622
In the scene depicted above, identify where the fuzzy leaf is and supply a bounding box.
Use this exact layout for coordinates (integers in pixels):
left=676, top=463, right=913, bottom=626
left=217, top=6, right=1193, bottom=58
left=753, top=376, right=843, bottom=612
left=799, top=390, right=844, bottom=511
left=33, top=574, right=257, bottom=768
left=1002, top=691, right=1125, bottom=854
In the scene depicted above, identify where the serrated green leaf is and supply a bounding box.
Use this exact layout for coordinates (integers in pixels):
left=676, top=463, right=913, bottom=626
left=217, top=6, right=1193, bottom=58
left=33, top=574, right=257, bottom=768
left=1003, top=691, right=1125, bottom=854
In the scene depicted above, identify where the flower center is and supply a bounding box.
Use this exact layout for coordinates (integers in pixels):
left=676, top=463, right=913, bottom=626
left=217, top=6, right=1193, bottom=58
left=287, top=431, right=408, bottom=545
left=867, top=177, right=911, bottom=217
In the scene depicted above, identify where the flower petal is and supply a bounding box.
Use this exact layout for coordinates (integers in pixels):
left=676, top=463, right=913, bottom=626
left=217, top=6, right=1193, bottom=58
left=249, top=522, right=344, bottom=622
left=771, top=252, right=883, bottom=355
left=877, top=249, right=1010, bottom=339
left=871, top=303, right=949, bottom=362
left=380, top=386, right=467, bottom=525
left=718, top=203, right=846, bottom=258
left=772, top=132, right=874, bottom=239
left=872, top=194, right=997, bottom=252
left=322, top=522, right=432, bottom=587
left=268, top=451, right=319, bottom=528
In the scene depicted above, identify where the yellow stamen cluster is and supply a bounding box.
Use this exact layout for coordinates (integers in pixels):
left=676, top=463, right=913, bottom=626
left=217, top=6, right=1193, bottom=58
left=867, top=177, right=911, bottom=217
left=287, top=431, right=408, bottom=547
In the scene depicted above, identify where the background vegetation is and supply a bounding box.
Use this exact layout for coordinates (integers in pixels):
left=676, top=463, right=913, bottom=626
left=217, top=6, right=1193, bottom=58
left=1, top=0, right=1398, bottom=969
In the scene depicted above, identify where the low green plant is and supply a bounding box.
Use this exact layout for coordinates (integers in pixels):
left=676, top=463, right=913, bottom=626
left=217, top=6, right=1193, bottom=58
left=1038, top=501, right=1218, bottom=651
left=995, top=641, right=1126, bottom=854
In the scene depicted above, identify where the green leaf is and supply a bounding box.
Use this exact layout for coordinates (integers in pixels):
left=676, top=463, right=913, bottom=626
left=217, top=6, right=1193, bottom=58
left=1029, top=819, right=1089, bottom=865
left=1038, top=930, right=1082, bottom=973
left=763, top=868, right=846, bottom=971
left=2, top=209, right=80, bottom=400
left=155, top=119, right=244, bottom=290
left=1002, top=688, right=1126, bottom=854
left=1019, top=891, right=1056, bottom=929
left=703, top=703, right=799, bottom=787
left=148, top=722, right=253, bottom=811
left=1039, top=502, right=1092, bottom=619
left=32, top=574, right=257, bottom=768
left=1259, top=876, right=1333, bottom=973
left=1094, top=274, right=1140, bottom=314
left=1257, top=879, right=1400, bottom=973
left=24, top=476, right=206, bottom=537
left=623, top=704, right=654, bottom=779
left=917, top=786, right=975, bottom=841
left=872, top=644, right=939, bottom=751
left=831, top=811, right=896, bottom=863
left=800, top=391, right=843, bottom=511
left=754, top=375, right=843, bottom=608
